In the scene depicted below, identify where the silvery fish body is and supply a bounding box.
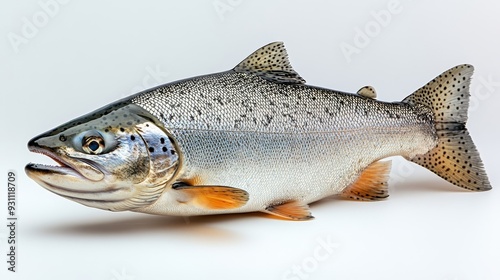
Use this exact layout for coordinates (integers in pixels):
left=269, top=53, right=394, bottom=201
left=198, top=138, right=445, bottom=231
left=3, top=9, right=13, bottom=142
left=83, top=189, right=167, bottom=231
left=26, top=42, right=491, bottom=220
left=132, top=69, right=434, bottom=216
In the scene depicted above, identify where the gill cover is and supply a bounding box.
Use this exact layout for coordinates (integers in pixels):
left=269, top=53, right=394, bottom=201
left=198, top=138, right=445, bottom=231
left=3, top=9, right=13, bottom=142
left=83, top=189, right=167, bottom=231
left=94, top=105, right=181, bottom=210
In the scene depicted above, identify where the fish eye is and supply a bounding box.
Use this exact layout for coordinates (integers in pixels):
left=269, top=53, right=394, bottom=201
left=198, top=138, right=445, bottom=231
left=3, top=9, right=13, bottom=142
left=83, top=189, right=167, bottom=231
left=82, top=134, right=105, bottom=155
left=88, top=140, right=101, bottom=152
left=74, top=129, right=118, bottom=155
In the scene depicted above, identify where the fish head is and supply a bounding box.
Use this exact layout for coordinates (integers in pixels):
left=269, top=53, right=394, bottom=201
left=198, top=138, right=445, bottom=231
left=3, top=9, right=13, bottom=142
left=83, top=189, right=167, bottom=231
left=25, top=103, right=179, bottom=211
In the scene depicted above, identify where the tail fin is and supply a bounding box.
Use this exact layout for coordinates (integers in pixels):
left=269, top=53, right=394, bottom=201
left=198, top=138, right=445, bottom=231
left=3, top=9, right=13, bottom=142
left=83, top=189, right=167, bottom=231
left=403, top=64, right=491, bottom=191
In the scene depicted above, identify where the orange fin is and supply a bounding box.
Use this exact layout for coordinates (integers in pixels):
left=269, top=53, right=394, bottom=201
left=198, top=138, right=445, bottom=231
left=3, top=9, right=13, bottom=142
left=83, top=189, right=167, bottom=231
left=173, top=183, right=249, bottom=210
left=264, top=200, right=314, bottom=221
left=340, top=160, right=391, bottom=201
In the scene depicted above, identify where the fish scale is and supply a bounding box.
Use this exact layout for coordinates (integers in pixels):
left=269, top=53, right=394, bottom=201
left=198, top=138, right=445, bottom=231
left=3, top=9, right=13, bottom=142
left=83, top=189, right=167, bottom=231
left=134, top=72, right=428, bottom=133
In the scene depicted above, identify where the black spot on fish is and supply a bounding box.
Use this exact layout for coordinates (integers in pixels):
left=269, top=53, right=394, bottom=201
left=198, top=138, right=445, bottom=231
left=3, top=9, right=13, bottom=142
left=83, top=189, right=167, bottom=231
left=262, top=114, right=273, bottom=127
left=234, top=119, right=242, bottom=129
left=324, top=107, right=335, bottom=117
left=282, top=113, right=296, bottom=123
left=149, top=147, right=155, bottom=153
left=162, top=147, right=168, bottom=152
left=120, top=128, right=125, bottom=132
left=215, top=96, right=224, bottom=106
left=131, top=135, right=135, bottom=141
left=59, top=135, right=67, bottom=142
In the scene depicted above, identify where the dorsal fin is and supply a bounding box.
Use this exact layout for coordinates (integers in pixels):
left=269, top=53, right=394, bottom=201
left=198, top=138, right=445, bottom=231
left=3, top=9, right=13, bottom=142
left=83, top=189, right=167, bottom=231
left=233, top=42, right=306, bottom=84
left=357, top=86, right=377, bottom=99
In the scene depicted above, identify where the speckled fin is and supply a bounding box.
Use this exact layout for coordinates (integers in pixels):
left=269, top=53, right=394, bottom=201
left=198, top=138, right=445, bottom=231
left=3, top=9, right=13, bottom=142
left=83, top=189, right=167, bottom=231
left=411, top=129, right=491, bottom=191
left=403, top=64, right=491, bottom=191
left=172, top=183, right=249, bottom=210
left=234, top=42, right=306, bottom=84
left=264, top=200, right=313, bottom=221
left=402, top=64, right=473, bottom=123
left=357, top=86, right=377, bottom=99
left=340, top=160, right=391, bottom=201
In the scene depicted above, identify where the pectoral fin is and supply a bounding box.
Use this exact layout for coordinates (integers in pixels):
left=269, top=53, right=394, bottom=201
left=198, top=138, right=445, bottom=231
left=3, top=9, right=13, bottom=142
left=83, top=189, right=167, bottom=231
left=264, top=200, right=314, bottom=221
left=172, top=183, right=249, bottom=210
left=340, top=160, right=391, bottom=201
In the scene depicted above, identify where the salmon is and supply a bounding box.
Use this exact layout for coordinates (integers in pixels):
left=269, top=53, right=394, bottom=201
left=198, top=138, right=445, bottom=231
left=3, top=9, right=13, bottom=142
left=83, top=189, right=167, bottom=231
left=25, top=42, right=491, bottom=220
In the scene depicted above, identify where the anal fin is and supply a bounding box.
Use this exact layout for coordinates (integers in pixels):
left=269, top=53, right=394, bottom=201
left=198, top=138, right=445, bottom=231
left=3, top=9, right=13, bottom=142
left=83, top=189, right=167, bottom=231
left=340, top=160, right=391, bottom=201
left=264, top=200, right=313, bottom=221
left=173, top=183, right=249, bottom=210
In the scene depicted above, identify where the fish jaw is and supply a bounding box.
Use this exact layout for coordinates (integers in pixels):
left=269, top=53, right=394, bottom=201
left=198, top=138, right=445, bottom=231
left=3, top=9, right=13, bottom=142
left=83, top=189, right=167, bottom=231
left=25, top=133, right=152, bottom=211
left=25, top=163, right=130, bottom=207
left=26, top=137, right=105, bottom=182
left=25, top=137, right=130, bottom=209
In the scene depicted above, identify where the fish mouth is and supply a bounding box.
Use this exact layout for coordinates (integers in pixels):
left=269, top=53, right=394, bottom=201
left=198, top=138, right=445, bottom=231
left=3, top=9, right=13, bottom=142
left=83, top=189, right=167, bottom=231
left=25, top=145, right=128, bottom=209
left=26, top=159, right=130, bottom=211
left=26, top=139, right=105, bottom=182
left=26, top=145, right=86, bottom=179
left=25, top=131, right=108, bottom=182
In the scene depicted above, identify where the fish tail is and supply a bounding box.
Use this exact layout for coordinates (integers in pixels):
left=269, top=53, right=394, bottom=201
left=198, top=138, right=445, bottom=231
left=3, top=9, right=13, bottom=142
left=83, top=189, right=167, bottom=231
left=402, top=64, right=491, bottom=191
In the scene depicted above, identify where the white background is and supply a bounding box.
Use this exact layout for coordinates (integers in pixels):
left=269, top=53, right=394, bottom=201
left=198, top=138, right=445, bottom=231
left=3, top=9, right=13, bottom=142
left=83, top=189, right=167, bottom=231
left=1, top=0, right=499, bottom=279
